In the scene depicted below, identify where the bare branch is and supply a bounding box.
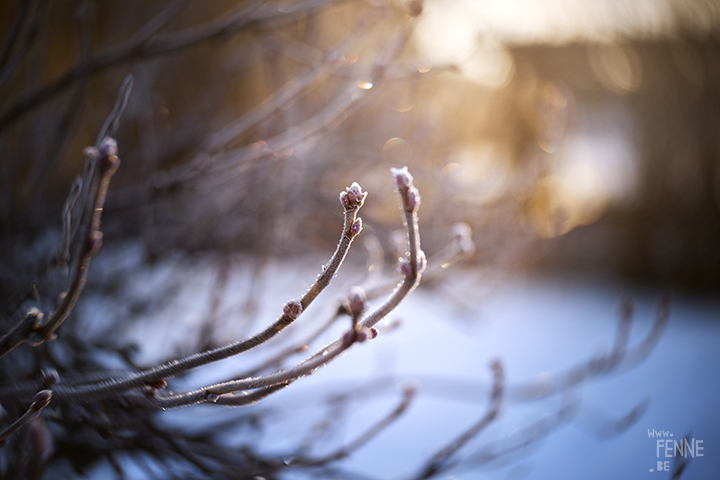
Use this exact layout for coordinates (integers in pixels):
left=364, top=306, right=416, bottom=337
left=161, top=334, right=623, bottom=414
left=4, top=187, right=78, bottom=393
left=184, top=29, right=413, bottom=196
left=31, top=181, right=366, bottom=403
left=0, top=390, right=52, bottom=448
left=414, top=360, right=504, bottom=480
left=142, top=167, right=424, bottom=408
left=293, top=384, right=416, bottom=467
left=0, top=0, right=355, bottom=133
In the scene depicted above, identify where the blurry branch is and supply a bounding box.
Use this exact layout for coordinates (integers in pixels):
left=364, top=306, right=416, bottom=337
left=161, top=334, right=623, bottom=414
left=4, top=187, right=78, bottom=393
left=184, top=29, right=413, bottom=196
left=0, top=138, right=120, bottom=358
left=510, top=293, right=670, bottom=402
left=0, top=389, right=51, bottom=448
left=95, top=74, right=134, bottom=146
left=670, top=433, right=692, bottom=480
left=259, top=34, right=460, bottom=81
left=168, top=14, right=415, bottom=192
left=204, top=14, right=375, bottom=153
left=0, top=0, right=356, bottom=133
left=292, top=384, right=416, bottom=467
left=0, top=0, right=48, bottom=90
left=463, top=392, right=579, bottom=470
left=414, top=360, right=504, bottom=480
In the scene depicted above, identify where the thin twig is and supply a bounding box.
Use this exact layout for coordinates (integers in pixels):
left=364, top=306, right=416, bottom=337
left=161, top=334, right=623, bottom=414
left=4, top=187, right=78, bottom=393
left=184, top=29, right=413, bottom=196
left=414, top=361, right=504, bottom=480
left=0, top=138, right=120, bottom=357
left=33, top=182, right=366, bottom=403
left=0, top=0, right=352, bottom=133
left=510, top=293, right=671, bottom=402
left=0, top=390, right=52, bottom=448
left=294, top=384, right=416, bottom=466
left=143, top=168, right=424, bottom=408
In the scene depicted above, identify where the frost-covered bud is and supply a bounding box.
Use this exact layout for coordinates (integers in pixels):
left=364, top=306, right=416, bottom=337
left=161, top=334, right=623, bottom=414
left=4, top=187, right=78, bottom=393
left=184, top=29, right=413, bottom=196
left=339, top=191, right=350, bottom=210
left=355, top=326, right=378, bottom=343
left=96, top=137, right=120, bottom=171
left=98, top=137, right=118, bottom=158
left=83, top=146, right=99, bottom=159
left=349, top=217, right=363, bottom=237
left=407, top=186, right=421, bottom=211
left=452, top=222, right=472, bottom=240
left=204, top=391, right=220, bottom=403
left=391, top=166, right=413, bottom=189
left=398, top=257, right=413, bottom=276
left=283, top=299, right=303, bottom=319
left=347, top=182, right=363, bottom=204
left=41, top=369, right=59, bottom=387
left=31, top=390, right=52, bottom=411
left=347, top=287, right=367, bottom=317
left=452, top=222, right=475, bottom=256
left=340, top=182, right=367, bottom=210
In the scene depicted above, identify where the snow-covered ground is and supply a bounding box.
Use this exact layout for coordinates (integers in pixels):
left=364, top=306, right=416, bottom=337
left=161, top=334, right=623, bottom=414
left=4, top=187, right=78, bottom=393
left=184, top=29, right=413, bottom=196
left=81, top=248, right=720, bottom=479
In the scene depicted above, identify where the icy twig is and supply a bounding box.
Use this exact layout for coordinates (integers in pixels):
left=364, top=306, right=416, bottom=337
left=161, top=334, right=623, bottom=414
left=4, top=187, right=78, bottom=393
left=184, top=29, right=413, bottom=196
left=36, top=182, right=366, bottom=404
left=143, top=168, right=423, bottom=409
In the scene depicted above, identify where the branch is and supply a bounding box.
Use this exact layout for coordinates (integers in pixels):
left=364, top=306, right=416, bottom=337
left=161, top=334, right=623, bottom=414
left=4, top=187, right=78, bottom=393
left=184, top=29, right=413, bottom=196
left=414, top=360, right=504, bottom=480
left=510, top=293, right=671, bottom=402
left=0, top=138, right=120, bottom=358
left=32, top=181, right=366, bottom=403
left=0, top=0, right=354, bottom=133
left=0, top=390, right=52, bottom=448
left=143, top=167, right=424, bottom=409
left=292, top=384, right=416, bottom=467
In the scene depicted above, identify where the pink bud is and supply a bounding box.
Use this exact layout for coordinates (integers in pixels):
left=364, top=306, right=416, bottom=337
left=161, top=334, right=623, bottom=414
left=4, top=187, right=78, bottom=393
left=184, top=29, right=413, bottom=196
left=349, top=218, right=363, bottom=237
left=99, top=137, right=118, bottom=158
left=391, top=166, right=413, bottom=189
left=399, top=257, right=413, bottom=276
left=407, top=186, right=421, bottom=210
left=347, top=287, right=367, bottom=317
left=347, top=182, right=363, bottom=204
left=283, top=300, right=303, bottom=319
left=339, top=191, right=350, bottom=210
left=369, top=327, right=379, bottom=339
left=340, top=182, right=367, bottom=210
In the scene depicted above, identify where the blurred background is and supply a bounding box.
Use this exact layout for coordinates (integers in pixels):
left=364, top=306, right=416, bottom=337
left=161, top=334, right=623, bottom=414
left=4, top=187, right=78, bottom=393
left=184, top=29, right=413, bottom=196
left=1, top=0, right=719, bottom=479
left=2, top=0, right=720, bottom=291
